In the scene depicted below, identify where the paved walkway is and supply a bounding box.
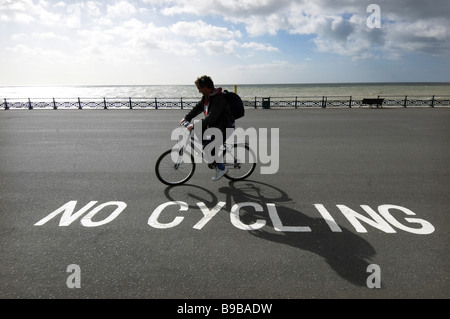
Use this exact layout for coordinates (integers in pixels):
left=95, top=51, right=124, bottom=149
left=0, top=108, right=449, bottom=298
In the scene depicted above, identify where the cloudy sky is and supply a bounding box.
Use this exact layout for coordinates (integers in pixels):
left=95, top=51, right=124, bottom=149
left=1, top=0, right=449, bottom=85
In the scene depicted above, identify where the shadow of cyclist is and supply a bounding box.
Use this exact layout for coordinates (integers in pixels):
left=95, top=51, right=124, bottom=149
left=163, top=180, right=377, bottom=287
left=218, top=180, right=377, bottom=287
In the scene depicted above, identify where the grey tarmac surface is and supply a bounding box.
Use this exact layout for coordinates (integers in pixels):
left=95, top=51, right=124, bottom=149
left=0, top=107, right=449, bottom=299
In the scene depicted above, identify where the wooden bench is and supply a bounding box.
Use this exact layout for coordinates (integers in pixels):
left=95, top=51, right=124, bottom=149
left=361, top=98, right=384, bottom=108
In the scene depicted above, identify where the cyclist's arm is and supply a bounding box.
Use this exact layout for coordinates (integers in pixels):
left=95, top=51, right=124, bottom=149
left=184, top=99, right=204, bottom=122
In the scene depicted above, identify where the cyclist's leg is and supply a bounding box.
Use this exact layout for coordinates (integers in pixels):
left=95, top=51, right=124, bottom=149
left=202, top=129, right=226, bottom=167
left=215, top=128, right=228, bottom=170
left=202, top=138, right=215, bottom=168
left=205, top=131, right=228, bottom=180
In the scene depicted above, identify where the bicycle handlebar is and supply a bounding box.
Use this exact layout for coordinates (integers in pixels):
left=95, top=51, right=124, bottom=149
left=180, top=120, right=190, bottom=127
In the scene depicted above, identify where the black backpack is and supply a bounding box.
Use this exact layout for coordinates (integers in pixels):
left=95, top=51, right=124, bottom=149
left=223, top=90, right=245, bottom=120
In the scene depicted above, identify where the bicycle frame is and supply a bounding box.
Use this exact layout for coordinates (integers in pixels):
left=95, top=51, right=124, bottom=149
left=156, top=124, right=256, bottom=185
left=173, top=126, right=252, bottom=168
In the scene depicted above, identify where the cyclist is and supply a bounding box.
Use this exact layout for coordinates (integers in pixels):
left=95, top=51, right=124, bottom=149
left=179, top=75, right=235, bottom=181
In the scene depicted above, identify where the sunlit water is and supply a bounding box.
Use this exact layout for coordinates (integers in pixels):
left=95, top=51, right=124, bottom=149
left=1, top=83, right=449, bottom=100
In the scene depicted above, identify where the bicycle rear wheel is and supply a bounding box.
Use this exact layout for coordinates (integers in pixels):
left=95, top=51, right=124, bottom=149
left=224, top=143, right=257, bottom=181
left=155, top=149, right=195, bottom=185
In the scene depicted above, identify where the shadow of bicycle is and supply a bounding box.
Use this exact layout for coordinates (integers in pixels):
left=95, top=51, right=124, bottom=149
left=163, top=180, right=376, bottom=287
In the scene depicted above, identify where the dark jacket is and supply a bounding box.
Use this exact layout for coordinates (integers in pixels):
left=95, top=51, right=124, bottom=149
left=184, top=91, right=234, bottom=134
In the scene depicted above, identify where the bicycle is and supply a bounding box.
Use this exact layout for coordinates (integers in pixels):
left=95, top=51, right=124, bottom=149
left=155, top=121, right=257, bottom=185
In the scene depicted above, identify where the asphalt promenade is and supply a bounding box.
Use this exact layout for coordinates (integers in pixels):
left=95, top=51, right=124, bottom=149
left=0, top=107, right=449, bottom=299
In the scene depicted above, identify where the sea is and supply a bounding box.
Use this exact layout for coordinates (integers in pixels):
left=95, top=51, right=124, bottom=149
left=1, top=82, right=449, bottom=101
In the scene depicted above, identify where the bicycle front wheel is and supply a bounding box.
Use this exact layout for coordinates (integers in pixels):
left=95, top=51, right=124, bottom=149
left=224, top=143, right=257, bottom=181
left=155, top=149, right=195, bottom=186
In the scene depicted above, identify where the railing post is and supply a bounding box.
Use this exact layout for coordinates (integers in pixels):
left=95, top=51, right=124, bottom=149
left=4, top=98, right=8, bottom=110
left=53, top=98, right=57, bottom=110
left=254, top=97, right=257, bottom=109
left=431, top=95, right=435, bottom=108
left=78, top=97, right=82, bottom=109
left=129, top=97, right=133, bottom=109
left=181, top=97, right=183, bottom=109
left=295, top=96, right=298, bottom=109
left=155, top=97, right=158, bottom=109
left=28, top=98, right=33, bottom=110
left=322, top=96, right=326, bottom=108
left=349, top=96, right=352, bottom=108
left=404, top=95, right=408, bottom=108
left=103, top=97, right=107, bottom=109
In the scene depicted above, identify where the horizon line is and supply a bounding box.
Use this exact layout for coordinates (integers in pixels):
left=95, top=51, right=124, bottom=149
left=1, top=81, right=450, bottom=88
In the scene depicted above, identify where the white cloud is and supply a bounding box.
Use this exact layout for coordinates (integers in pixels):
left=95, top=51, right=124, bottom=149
left=169, top=20, right=241, bottom=40
left=0, top=0, right=38, bottom=23
left=152, top=0, right=450, bottom=59
left=199, top=40, right=239, bottom=55
left=1, top=0, right=449, bottom=85
left=7, top=44, right=67, bottom=62
left=232, top=60, right=292, bottom=71
left=3, top=0, right=450, bottom=60
left=13, top=31, right=71, bottom=42
left=85, top=1, right=102, bottom=17
left=241, top=41, right=279, bottom=53
left=107, top=0, right=137, bottom=18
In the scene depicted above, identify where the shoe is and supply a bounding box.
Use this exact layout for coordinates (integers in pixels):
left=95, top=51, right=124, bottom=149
left=212, top=167, right=228, bottom=181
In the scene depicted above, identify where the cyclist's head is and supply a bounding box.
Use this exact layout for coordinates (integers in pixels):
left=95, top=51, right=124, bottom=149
left=195, top=75, right=214, bottom=89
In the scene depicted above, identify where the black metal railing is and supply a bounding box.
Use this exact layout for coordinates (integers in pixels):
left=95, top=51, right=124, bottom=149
left=1, top=95, right=449, bottom=110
